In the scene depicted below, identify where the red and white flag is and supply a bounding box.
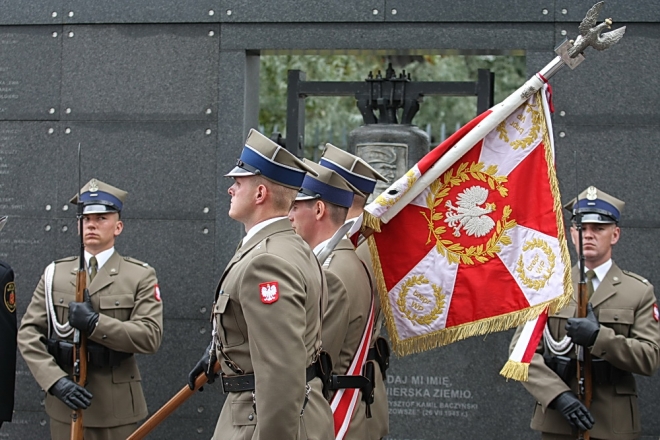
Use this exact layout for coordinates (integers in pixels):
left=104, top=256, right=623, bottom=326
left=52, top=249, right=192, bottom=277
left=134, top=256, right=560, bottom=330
left=363, top=76, right=572, bottom=381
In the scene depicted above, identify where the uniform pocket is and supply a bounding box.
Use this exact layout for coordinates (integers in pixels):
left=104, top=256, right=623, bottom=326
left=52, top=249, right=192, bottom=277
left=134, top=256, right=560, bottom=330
left=598, top=308, right=634, bottom=337
left=52, top=291, right=75, bottom=324
left=213, top=294, right=246, bottom=347
left=100, top=294, right=135, bottom=321
left=230, top=400, right=257, bottom=427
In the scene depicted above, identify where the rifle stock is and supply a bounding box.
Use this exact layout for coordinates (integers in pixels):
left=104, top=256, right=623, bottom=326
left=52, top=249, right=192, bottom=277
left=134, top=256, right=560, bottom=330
left=126, top=361, right=221, bottom=440
left=71, top=143, right=87, bottom=440
left=575, top=220, right=592, bottom=440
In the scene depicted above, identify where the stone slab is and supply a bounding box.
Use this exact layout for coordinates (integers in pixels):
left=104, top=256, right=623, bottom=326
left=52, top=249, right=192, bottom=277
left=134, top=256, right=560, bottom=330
left=61, top=24, right=219, bottom=121
left=385, top=0, right=554, bottom=22
left=52, top=121, right=217, bottom=220
left=384, top=331, right=532, bottom=439
left=0, top=0, right=61, bottom=25
left=0, top=27, right=61, bottom=120
left=221, top=22, right=555, bottom=52
left=0, top=122, right=61, bottom=217
left=219, top=0, right=384, bottom=23
left=62, top=0, right=217, bottom=24
left=0, top=410, right=49, bottom=439
left=137, top=319, right=226, bottom=420
left=553, top=124, right=660, bottom=227
left=550, top=23, right=660, bottom=125
left=555, top=1, right=660, bottom=22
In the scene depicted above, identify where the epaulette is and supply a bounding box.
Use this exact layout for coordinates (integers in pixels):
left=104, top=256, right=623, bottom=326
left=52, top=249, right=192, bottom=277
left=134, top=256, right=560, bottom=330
left=54, top=256, right=77, bottom=263
left=622, top=270, right=650, bottom=285
left=123, top=256, right=151, bottom=268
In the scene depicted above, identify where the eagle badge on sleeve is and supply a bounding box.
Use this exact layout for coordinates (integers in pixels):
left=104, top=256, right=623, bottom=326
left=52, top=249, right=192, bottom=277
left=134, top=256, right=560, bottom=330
left=260, top=281, right=279, bottom=304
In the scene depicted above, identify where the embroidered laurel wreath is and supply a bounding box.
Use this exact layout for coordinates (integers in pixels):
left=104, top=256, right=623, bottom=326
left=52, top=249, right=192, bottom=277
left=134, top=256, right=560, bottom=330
left=397, top=275, right=446, bottom=326
left=422, top=161, right=516, bottom=265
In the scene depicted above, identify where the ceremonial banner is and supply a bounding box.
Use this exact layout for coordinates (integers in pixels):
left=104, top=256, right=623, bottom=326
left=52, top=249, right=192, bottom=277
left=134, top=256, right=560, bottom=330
left=364, top=85, right=572, bottom=379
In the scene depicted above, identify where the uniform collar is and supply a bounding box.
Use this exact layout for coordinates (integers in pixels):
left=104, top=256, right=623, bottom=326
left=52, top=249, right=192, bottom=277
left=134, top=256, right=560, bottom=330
left=85, top=247, right=115, bottom=271
left=242, top=216, right=287, bottom=246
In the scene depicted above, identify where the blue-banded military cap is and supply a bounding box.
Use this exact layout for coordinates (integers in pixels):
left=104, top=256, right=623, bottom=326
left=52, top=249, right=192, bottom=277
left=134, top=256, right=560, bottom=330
left=70, top=179, right=127, bottom=214
left=296, top=159, right=364, bottom=209
left=564, top=186, right=625, bottom=224
left=225, top=129, right=318, bottom=189
left=319, top=143, right=388, bottom=195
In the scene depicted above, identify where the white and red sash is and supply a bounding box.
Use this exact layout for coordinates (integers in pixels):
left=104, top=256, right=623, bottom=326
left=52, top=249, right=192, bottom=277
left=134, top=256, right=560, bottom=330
left=330, top=297, right=375, bottom=439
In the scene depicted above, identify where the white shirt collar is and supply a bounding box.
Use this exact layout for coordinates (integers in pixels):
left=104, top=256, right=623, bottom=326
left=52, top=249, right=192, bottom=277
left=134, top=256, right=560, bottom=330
left=242, top=216, right=287, bottom=247
left=588, top=259, right=612, bottom=292
left=85, top=247, right=115, bottom=272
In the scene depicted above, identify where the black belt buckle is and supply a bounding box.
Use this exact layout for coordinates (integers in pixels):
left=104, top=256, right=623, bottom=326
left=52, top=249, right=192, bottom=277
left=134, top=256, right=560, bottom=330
left=221, top=374, right=255, bottom=394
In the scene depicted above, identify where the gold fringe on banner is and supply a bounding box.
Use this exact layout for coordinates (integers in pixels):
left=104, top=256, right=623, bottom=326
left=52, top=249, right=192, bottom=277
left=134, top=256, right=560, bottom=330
left=499, top=360, right=529, bottom=382
left=367, top=91, right=573, bottom=358
left=362, top=210, right=381, bottom=233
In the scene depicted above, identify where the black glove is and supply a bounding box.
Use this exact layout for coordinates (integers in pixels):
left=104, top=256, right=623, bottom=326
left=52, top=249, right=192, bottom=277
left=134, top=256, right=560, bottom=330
left=69, top=289, right=99, bottom=335
left=188, top=342, right=218, bottom=391
left=49, top=377, right=93, bottom=410
left=549, top=391, right=594, bottom=431
left=565, top=303, right=600, bottom=347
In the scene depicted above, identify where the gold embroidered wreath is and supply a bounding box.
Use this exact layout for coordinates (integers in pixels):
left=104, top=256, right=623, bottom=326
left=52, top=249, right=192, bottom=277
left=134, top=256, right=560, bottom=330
left=515, top=238, right=556, bottom=291
left=421, top=161, right=516, bottom=265
left=396, top=275, right=446, bottom=326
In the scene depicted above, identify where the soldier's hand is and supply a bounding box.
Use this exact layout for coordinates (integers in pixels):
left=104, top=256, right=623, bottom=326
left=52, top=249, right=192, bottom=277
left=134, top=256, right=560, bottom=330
left=68, top=289, right=99, bottom=335
left=49, top=377, right=93, bottom=410
left=566, top=303, right=600, bottom=347
left=549, top=391, right=594, bottom=431
left=188, top=342, right=218, bottom=391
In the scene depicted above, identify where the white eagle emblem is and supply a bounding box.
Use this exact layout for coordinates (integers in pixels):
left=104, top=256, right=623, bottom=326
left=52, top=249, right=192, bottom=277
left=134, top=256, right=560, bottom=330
left=260, top=281, right=279, bottom=304
left=444, top=186, right=496, bottom=238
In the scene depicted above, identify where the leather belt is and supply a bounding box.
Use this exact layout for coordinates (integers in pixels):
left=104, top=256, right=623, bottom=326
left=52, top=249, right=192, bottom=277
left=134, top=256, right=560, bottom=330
left=330, top=374, right=370, bottom=391
left=221, top=364, right=317, bottom=394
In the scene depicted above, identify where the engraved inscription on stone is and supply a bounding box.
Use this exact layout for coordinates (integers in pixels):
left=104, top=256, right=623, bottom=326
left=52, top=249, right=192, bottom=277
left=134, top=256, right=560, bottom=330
left=387, top=373, right=478, bottom=426
left=355, top=142, right=408, bottom=200
left=0, top=37, right=20, bottom=110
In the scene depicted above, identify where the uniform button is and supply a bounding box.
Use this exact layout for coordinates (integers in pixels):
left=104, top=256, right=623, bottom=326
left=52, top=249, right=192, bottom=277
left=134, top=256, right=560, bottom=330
left=59, top=298, right=63, bottom=303
left=115, top=301, right=120, bottom=306
left=131, top=375, right=135, bottom=379
left=102, top=334, right=107, bottom=339
left=614, top=315, right=619, bottom=321
left=248, top=413, right=254, bottom=421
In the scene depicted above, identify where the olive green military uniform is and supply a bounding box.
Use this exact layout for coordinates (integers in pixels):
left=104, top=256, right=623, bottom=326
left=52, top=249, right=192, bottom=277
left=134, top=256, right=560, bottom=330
left=321, top=238, right=373, bottom=439
left=511, top=263, right=660, bottom=439
left=211, top=218, right=333, bottom=440
left=356, top=240, right=389, bottom=439
left=18, top=251, right=163, bottom=438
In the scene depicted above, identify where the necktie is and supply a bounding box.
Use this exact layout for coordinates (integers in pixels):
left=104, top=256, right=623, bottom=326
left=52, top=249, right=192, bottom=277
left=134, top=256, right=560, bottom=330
left=586, top=269, right=596, bottom=299
left=89, top=256, right=98, bottom=282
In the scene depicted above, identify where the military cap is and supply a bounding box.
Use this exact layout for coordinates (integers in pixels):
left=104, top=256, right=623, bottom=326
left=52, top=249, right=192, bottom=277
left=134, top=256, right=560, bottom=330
left=564, top=186, right=625, bottom=224
left=296, top=159, right=364, bottom=209
left=225, top=129, right=317, bottom=189
left=319, top=143, right=388, bottom=195
left=70, top=178, right=127, bottom=214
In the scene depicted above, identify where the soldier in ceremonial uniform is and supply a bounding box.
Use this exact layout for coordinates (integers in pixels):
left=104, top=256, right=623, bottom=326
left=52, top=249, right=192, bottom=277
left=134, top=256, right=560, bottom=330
left=288, top=160, right=374, bottom=438
left=511, top=186, right=660, bottom=440
left=0, top=216, right=17, bottom=429
left=18, top=179, right=163, bottom=440
left=319, top=144, right=390, bottom=439
left=187, top=129, right=333, bottom=440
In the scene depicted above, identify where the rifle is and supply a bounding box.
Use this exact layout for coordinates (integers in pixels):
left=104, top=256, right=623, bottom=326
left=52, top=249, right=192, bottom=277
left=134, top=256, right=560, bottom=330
left=126, top=361, right=221, bottom=440
left=71, top=143, right=88, bottom=440
left=574, top=159, right=592, bottom=440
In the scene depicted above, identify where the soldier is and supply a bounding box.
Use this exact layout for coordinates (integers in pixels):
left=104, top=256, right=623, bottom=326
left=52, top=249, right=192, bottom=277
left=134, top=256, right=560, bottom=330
left=511, top=186, right=660, bottom=439
left=187, top=129, right=333, bottom=440
left=319, top=144, right=390, bottom=439
left=0, top=216, right=17, bottom=429
left=288, top=159, right=374, bottom=438
left=17, top=179, right=163, bottom=440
